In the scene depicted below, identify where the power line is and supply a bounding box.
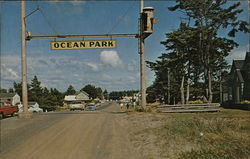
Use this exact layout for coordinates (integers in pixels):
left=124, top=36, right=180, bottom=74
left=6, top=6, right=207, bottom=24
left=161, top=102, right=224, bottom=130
left=37, top=7, right=58, bottom=35
left=107, top=0, right=136, bottom=34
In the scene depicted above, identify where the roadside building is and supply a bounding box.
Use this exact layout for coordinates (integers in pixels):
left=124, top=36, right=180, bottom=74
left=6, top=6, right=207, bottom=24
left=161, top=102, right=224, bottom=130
left=0, top=93, right=20, bottom=106
left=75, top=91, right=89, bottom=101
left=64, top=91, right=90, bottom=107
left=227, top=52, right=250, bottom=103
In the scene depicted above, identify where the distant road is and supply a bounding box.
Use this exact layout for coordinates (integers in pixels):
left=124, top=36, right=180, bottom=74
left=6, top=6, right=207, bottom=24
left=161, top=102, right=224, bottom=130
left=1, top=103, right=142, bottom=159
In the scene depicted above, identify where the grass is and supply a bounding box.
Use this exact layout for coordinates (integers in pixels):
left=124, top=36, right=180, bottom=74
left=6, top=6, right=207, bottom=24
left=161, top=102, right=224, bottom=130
left=129, top=109, right=250, bottom=159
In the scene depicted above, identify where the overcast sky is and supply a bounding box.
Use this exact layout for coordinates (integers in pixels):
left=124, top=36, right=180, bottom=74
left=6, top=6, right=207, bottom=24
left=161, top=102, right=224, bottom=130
left=1, top=0, right=249, bottom=92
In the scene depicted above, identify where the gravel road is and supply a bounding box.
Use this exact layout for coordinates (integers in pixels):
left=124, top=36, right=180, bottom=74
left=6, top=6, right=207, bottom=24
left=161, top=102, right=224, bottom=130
left=0, top=103, right=142, bottom=159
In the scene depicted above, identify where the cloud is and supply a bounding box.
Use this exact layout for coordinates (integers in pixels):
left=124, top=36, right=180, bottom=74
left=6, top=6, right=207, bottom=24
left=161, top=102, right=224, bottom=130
left=1, top=64, right=20, bottom=81
left=85, top=62, right=101, bottom=72
left=70, top=0, right=86, bottom=6
left=0, top=54, right=140, bottom=92
left=49, top=0, right=86, bottom=16
left=228, top=44, right=249, bottom=60
left=100, top=50, right=123, bottom=68
left=127, top=60, right=137, bottom=72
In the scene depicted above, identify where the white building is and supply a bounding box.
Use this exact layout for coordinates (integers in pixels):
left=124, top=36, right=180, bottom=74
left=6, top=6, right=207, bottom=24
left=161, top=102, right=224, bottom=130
left=0, top=93, right=21, bottom=106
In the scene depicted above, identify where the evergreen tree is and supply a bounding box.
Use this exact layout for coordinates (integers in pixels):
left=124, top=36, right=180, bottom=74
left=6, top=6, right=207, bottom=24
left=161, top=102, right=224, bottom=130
left=29, top=76, right=43, bottom=104
left=0, top=87, right=7, bottom=93
left=147, top=0, right=249, bottom=103
left=49, top=88, right=64, bottom=106
left=13, top=81, right=31, bottom=100
left=8, top=88, right=14, bottom=93
left=81, top=84, right=98, bottom=99
left=96, top=87, right=103, bottom=100
left=103, top=89, right=108, bottom=100
left=65, top=85, right=76, bottom=95
left=168, top=0, right=249, bottom=102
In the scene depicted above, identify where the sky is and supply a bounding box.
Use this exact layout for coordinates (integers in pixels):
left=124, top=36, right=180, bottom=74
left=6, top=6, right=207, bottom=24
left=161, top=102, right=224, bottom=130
left=0, top=0, right=249, bottom=92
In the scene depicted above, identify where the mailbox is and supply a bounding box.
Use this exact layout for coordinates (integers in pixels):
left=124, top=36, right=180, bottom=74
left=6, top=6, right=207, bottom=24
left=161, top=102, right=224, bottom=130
left=142, top=7, right=155, bottom=35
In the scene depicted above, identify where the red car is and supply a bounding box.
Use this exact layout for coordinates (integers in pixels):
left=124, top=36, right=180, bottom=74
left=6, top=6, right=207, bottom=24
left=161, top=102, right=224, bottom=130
left=0, top=102, right=18, bottom=119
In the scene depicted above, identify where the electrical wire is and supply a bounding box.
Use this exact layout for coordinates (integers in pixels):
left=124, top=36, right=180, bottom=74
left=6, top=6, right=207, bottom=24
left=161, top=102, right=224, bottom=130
left=107, top=0, right=136, bottom=34
left=37, top=7, right=58, bottom=35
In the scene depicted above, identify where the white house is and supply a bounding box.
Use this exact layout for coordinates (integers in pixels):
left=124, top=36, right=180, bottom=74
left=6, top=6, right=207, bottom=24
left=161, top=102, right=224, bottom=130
left=64, top=91, right=90, bottom=107
left=0, top=93, right=21, bottom=106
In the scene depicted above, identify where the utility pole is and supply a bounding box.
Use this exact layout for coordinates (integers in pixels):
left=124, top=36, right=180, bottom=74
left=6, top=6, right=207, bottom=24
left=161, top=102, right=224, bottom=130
left=140, top=0, right=146, bottom=109
left=167, top=68, right=170, bottom=104
left=19, top=0, right=31, bottom=118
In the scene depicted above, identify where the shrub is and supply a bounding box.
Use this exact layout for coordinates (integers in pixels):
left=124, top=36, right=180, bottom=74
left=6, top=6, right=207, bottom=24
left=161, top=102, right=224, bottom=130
left=188, top=100, right=203, bottom=104
left=135, top=106, right=144, bottom=112
left=240, top=100, right=250, bottom=104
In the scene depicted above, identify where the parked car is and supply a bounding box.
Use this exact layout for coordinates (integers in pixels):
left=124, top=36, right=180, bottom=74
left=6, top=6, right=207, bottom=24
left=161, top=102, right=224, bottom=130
left=28, top=106, right=43, bottom=113
left=85, top=105, right=96, bottom=111
left=39, top=105, right=56, bottom=112
left=18, top=104, right=43, bottom=113
left=0, top=102, right=18, bottom=119
left=69, top=101, right=85, bottom=111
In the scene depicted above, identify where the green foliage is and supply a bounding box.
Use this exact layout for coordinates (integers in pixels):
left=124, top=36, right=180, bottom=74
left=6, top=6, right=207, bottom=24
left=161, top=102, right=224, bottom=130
left=0, top=87, right=7, bottom=93
left=103, top=89, right=108, bottom=100
left=134, top=106, right=144, bottom=112
left=81, top=84, right=98, bottom=99
left=29, top=76, right=43, bottom=105
left=109, top=90, right=139, bottom=100
left=8, top=88, right=14, bottom=93
left=80, top=85, right=104, bottom=99
left=13, top=76, right=64, bottom=107
left=96, top=87, right=103, bottom=100
left=65, top=85, right=76, bottom=95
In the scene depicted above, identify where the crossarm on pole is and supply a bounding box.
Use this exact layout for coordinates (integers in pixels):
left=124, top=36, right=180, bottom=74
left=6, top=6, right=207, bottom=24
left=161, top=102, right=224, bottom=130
left=26, top=34, right=139, bottom=40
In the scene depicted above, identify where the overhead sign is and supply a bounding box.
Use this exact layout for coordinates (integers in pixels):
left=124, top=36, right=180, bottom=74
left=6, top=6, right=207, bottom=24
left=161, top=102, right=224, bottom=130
left=51, top=40, right=116, bottom=50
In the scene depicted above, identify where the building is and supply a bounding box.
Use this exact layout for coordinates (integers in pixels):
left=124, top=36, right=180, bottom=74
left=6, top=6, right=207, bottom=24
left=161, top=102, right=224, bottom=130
left=0, top=93, right=20, bottom=106
left=75, top=91, right=89, bottom=101
left=228, top=52, right=250, bottom=103
left=64, top=91, right=90, bottom=107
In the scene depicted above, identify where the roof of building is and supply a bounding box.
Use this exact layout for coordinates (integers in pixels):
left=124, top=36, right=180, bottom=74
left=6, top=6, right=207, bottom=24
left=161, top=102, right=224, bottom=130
left=233, top=60, right=244, bottom=69
left=0, top=93, right=16, bottom=99
left=236, top=69, right=244, bottom=83
left=28, top=102, right=38, bottom=105
left=75, top=91, right=89, bottom=96
left=242, top=52, right=250, bottom=71
left=230, top=52, right=250, bottom=84
left=64, top=95, right=76, bottom=101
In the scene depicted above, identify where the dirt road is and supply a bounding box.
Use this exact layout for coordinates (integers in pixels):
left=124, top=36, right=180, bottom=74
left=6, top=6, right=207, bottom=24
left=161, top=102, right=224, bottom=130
left=1, top=103, right=142, bottom=159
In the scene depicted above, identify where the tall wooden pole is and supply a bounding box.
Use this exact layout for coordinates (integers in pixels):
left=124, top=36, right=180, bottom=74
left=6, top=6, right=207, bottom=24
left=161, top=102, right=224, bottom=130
left=21, top=1, right=29, bottom=114
left=140, top=0, right=146, bottom=109
left=167, top=68, right=170, bottom=104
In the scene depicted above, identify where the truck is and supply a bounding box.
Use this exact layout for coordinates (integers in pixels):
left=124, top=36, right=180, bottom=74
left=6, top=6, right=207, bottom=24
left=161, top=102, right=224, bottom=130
left=0, top=102, right=18, bottom=119
left=69, top=101, right=85, bottom=111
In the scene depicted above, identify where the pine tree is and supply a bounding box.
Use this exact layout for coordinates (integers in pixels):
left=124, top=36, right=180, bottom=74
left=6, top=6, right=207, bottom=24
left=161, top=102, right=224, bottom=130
left=65, top=85, right=76, bottom=95
left=30, top=76, right=43, bottom=104
left=147, top=0, right=249, bottom=103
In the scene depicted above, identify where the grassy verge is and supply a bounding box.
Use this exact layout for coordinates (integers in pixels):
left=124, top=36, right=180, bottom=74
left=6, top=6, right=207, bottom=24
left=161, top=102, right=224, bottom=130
left=128, top=109, right=250, bottom=159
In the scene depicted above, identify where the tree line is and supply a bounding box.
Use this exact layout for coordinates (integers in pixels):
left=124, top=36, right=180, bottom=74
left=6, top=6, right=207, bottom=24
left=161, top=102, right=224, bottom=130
left=5, top=76, right=107, bottom=107
left=1, top=76, right=139, bottom=106
left=109, top=90, right=139, bottom=100
left=146, top=0, right=249, bottom=104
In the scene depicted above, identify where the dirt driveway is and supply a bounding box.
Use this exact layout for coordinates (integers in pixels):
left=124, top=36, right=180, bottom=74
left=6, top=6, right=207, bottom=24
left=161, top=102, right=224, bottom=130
left=1, top=103, right=142, bottom=159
